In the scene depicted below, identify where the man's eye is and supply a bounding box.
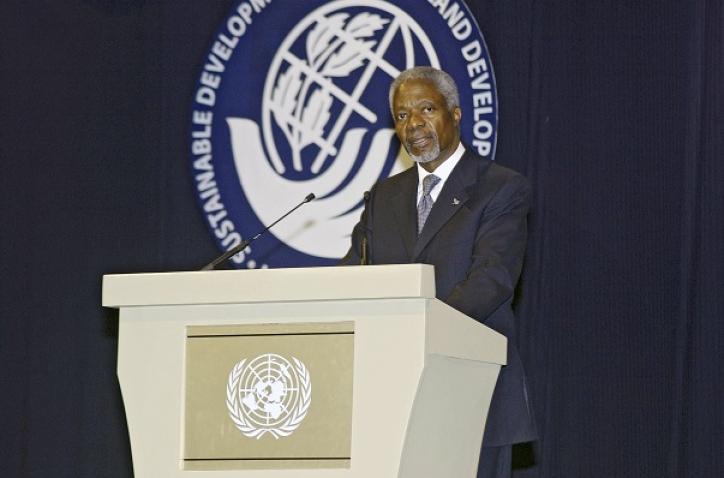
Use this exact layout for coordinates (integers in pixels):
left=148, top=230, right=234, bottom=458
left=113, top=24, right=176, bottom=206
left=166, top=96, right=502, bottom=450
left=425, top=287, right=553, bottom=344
left=397, top=113, right=407, bottom=120
left=423, top=106, right=434, bottom=113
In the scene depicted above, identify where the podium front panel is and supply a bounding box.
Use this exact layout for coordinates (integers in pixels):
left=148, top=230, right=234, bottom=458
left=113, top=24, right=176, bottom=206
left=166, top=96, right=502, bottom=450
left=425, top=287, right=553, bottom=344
left=184, top=322, right=354, bottom=470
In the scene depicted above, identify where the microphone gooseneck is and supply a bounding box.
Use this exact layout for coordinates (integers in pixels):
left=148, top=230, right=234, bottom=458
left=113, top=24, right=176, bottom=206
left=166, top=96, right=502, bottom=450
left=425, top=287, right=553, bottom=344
left=200, top=193, right=316, bottom=271
left=360, top=191, right=370, bottom=265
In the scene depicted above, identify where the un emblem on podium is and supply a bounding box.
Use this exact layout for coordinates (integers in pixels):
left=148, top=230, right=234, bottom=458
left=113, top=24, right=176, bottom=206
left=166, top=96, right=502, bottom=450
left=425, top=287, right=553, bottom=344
left=226, top=354, right=312, bottom=439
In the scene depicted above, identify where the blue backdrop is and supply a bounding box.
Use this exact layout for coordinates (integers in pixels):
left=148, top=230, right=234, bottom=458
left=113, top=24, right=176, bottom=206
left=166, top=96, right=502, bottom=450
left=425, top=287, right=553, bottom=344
left=1, top=1, right=722, bottom=477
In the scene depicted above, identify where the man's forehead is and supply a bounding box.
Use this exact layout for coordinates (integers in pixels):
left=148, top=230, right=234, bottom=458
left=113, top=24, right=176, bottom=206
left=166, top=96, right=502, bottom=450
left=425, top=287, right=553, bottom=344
left=393, top=78, right=445, bottom=106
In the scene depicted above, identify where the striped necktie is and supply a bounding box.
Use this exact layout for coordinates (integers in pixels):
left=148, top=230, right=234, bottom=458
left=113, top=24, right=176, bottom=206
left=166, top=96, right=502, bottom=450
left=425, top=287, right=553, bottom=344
left=417, top=174, right=440, bottom=235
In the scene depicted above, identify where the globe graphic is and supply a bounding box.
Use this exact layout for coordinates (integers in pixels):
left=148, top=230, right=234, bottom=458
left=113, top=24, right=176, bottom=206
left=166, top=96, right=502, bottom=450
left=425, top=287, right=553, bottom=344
left=239, top=354, right=300, bottom=426
left=261, top=0, right=440, bottom=179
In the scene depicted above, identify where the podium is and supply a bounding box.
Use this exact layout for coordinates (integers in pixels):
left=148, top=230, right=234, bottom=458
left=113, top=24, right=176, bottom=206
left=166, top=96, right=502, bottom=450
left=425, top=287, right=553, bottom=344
left=102, top=264, right=506, bottom=478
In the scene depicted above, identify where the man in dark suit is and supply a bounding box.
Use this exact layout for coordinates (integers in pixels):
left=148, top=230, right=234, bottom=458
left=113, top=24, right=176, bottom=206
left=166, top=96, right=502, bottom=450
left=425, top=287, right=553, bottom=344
left=342, top=66, right=537, bottom=477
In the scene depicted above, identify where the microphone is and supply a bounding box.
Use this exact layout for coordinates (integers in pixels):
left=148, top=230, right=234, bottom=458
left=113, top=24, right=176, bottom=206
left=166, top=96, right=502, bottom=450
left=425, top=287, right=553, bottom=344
left=360, top=191, right=370, bottom=265
left=200, top=193, right=315, bottom=271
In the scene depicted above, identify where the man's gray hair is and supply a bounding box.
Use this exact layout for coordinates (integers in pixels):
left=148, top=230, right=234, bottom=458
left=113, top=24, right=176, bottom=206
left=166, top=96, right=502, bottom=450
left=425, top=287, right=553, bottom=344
left=388, top=66, right=460, bottom=113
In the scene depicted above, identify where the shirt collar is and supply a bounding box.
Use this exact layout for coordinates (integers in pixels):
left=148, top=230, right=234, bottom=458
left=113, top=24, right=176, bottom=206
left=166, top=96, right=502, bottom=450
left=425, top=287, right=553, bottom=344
left=416, top=142, right=465, bottom=194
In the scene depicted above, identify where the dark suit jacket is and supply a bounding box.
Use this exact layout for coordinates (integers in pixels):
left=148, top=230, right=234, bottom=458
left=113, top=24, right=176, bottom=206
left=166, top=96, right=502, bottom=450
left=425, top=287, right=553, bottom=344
left=342, top=150, right=537, bottom=446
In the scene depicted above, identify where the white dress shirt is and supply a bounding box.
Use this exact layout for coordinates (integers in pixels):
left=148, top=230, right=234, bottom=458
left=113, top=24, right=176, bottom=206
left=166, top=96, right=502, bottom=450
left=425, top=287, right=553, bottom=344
left=416, top=142, right=465, bottom=204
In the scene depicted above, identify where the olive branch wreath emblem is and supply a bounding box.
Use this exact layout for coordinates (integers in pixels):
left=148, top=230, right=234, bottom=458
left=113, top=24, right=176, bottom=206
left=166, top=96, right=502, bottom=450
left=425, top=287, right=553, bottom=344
left=225, top=357, right=312, bottom=439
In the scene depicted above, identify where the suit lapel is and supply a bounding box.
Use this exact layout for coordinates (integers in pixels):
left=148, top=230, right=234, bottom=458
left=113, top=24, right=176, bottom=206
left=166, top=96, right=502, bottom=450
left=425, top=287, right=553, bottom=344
left=390, top=167, right=418, bottom=258
left=412, top=153, right=482, bottom=260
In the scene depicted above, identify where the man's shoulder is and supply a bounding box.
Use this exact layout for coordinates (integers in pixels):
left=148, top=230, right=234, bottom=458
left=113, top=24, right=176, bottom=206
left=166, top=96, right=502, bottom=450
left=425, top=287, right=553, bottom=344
left=464, top=151, right=527, bottom=183
left=372, top=164, right=417, bottom=195
left=370, top=150, right=530, bottom=195
left=452, top=151, right=530, bottom=200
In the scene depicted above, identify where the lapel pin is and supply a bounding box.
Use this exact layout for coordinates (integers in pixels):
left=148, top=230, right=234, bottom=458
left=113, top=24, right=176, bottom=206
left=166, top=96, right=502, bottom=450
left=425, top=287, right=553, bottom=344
left=452, top=198, right=460, bottom=205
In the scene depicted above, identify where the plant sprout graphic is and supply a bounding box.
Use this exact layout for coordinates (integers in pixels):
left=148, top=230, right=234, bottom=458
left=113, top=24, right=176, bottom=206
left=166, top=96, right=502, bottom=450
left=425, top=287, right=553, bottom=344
left=271, top=12, right=389, bottom=173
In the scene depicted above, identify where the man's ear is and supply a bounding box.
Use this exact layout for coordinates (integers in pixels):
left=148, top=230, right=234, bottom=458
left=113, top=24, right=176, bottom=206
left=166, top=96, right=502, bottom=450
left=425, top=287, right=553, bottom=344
left=453, top=106, right=461, bottom=125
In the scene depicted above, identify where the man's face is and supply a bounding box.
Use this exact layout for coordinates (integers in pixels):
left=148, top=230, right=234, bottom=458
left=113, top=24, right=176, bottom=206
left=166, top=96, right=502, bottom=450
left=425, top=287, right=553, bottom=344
left=392, top=78, right=461, bottom=171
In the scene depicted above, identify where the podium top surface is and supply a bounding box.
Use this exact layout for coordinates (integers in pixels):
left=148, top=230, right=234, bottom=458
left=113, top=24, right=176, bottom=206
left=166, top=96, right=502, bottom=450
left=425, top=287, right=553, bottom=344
left=102, top=264, right=436, bottom=308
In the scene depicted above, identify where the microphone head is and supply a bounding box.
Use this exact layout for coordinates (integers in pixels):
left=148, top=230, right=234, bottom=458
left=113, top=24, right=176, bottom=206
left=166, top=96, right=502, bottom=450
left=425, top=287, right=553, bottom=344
left=305, top=193, right=316, bottom=202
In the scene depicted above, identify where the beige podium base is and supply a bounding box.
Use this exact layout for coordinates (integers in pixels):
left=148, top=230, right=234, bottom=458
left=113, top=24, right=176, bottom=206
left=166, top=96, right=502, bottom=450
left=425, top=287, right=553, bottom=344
left=103, top=265, right=505, bottom=477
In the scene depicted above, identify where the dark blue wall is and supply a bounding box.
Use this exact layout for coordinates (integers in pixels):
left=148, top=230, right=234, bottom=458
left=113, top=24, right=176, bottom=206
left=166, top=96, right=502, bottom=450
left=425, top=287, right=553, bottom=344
left=1, top=1, right=722, bottom=476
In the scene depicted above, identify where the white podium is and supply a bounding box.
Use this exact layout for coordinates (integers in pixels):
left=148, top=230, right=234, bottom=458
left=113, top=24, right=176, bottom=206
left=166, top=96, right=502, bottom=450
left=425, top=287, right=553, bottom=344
left=102, top=264, right=506, bottom=478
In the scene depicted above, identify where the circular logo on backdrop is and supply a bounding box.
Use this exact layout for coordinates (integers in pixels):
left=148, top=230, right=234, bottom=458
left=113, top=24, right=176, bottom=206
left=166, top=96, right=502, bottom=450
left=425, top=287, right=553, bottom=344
left=190, top=0, right=497, bottom=268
